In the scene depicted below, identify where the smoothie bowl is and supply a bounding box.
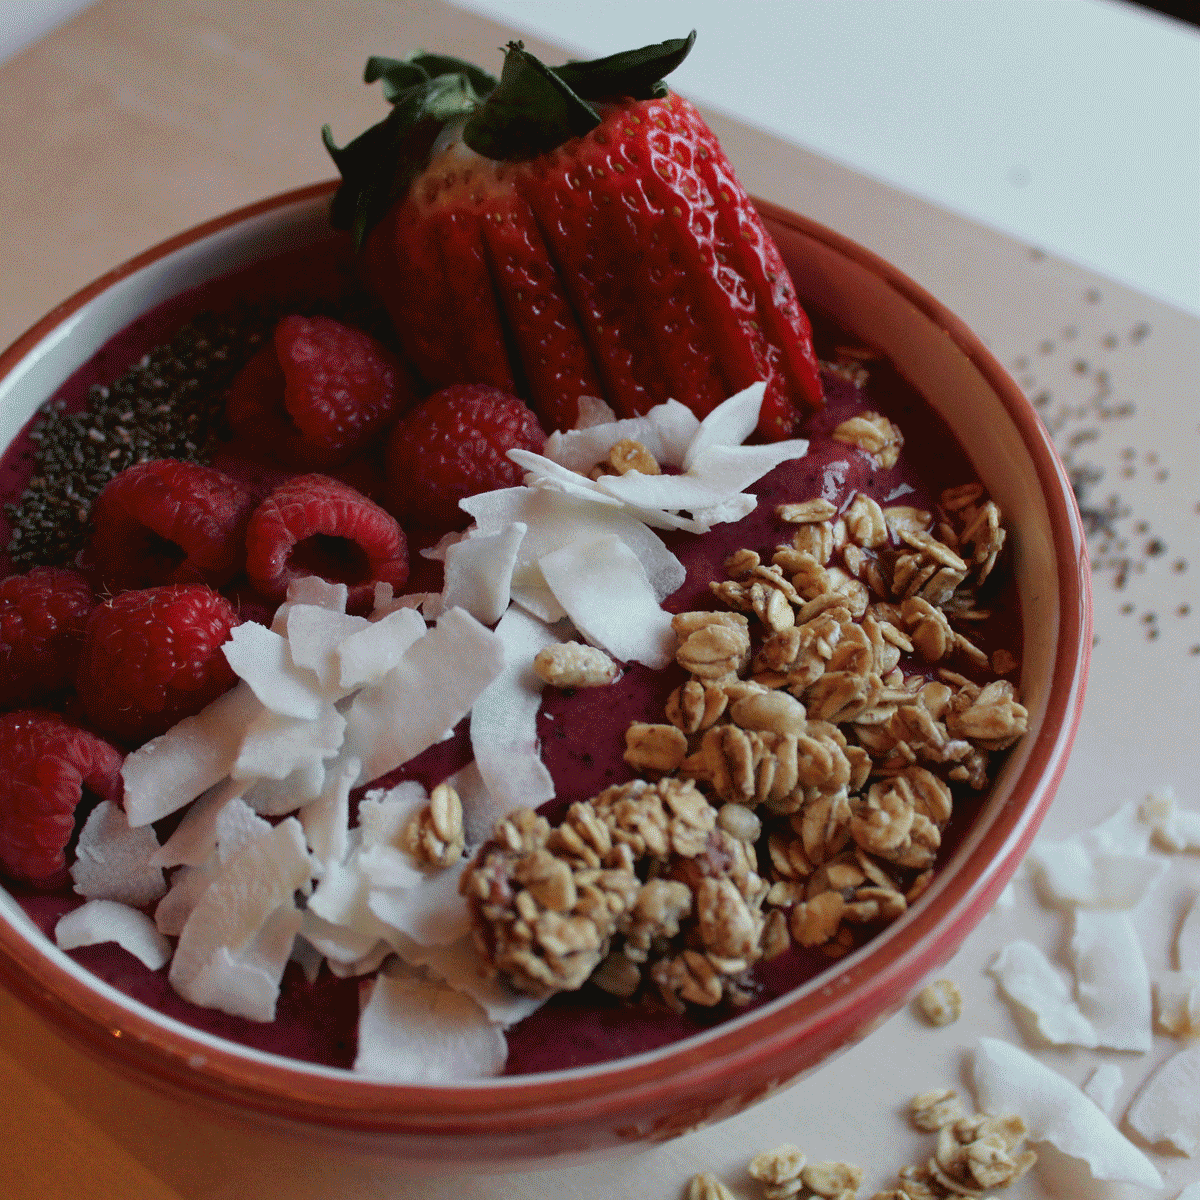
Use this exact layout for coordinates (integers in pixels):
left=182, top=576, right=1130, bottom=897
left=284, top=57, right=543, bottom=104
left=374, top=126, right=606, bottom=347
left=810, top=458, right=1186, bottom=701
left=0, top=38, right=1089, bottom=1166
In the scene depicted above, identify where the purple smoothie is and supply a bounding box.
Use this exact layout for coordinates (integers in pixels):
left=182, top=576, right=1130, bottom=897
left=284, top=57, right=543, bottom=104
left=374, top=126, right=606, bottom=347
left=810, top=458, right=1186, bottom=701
left=1, top=244, right=1021, bottom=1075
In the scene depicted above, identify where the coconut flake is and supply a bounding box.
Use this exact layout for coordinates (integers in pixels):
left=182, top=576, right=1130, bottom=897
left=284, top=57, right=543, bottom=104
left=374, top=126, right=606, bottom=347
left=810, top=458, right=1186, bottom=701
left=358, top=782, right=429, bottom=849
left=1155, top=971, right=1200, bottom=1036
left=154, top=861, right=217, bottom=936
left=286, top=605, right=371, bottom=693
left=1070, top=910, right=1153, bottom=1052
left=447, top=760, right=494, bottom=848
left=1082, top=1063, right=1123, bottom=1116
left=542, top=412, right=672, bottom=473
left=1127, top=1045, right=1200, bottom=1155
left=1027, top=838, right=1164, bottom=909
left=442, top=522, right=527, bottom=626
left=972, top=1037, right=1163, bottom=1188
left=334, top=606, right=427, bottom=692
left=368, top=859, right=471, bottom=948
left=460, top=485, right=685, bottom=606
left=987, top=940, right=1099, bottom=1047
left=1177, top=893, right=1200, bottom=972
left=298, top=753, right=360, bottom=871
left=539, top=533, right=675, bottom=669
left=345, top=607, right=505, bottom=784
left=55, top=899, right=171, bottom=969
left=354, top=962, right=505, bottom=1082
left=469, top=606, right=557, bottom=830
left=300, top=906, right=381, bottom=968
left=222, top=621, right=323, bottom=719
left=168, top=818, right=311, bottom=1014
left=681, top=381, right=765, bottom=470
left=393, top=933, right=543, bottom=1027
left=242, top=757, right=327, bottom=816
left=270, top=576, right=348, bottom=633
left=326, top=939, right=392, bottom=979
left=573, top=395, right=616, bottom=428
left=150, top=778, right=248, bottom=869
left=70, top=800, right=165, bottom=907
left=232, top=703, right=346, bottom=783
left=122, top=681, right=263, bottom=826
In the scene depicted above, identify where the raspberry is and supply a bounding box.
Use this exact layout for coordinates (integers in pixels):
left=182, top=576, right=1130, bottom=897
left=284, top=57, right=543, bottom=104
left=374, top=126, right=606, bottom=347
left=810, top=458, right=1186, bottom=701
left=385, top=385, right=545, bottom=530
left=76, top=585, right=241, bottom=744
left=244, top=474, right=409, bottom=610
left=0, top=711, right=123, bottom=886
left=86, top=459, right=255, bottom=592
left=0, top=567, right=95, bottom=706
left=226, top=315, right=411, bottom=468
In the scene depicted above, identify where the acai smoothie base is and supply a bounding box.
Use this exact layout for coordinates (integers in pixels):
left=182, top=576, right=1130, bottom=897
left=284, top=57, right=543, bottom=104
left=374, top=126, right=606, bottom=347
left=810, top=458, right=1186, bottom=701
left=0, top=234, right=1025, bottom=1078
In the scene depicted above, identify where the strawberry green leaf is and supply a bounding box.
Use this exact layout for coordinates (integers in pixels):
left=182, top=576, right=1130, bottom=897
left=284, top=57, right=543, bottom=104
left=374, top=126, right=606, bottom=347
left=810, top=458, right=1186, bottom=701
left=463, top=42, right=600, bottom=161
left=556, top=32, right=695, bottom=100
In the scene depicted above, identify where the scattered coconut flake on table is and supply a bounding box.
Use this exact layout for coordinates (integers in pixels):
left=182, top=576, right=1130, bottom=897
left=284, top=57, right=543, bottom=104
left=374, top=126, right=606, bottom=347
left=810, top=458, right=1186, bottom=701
left=971, top=1037, right=1163, bottom=1189
left=1081, top=1063, right=1123, bottom=1116
left=1026, top=838, right=1164, bottom=909
left=122, top=681, right=263, bottom=826
left=441, top=521, right=527, bottom=626
left=1155, top=970, right=1200, bottom=1036
left=346, top=606, right=504, bottom=783
left=468, top=605, right=557, bottom=833
left=1126, top=1045, right=1200, bottom=1156
left=1177, top=893, right=1200, bottom=972
left=1143, top=785, right=1200, bottom=852
left=69, top=800, right=165, bottom=907
left=1070, top=910, right=1153, bottom=1052
left=55, top=900, right=171, bottom=970
left=539, top=533, right=675, bottom=669
left=353, top=962, right=506, bottom=1082
left=987, top=940, right=1099, bottom=1047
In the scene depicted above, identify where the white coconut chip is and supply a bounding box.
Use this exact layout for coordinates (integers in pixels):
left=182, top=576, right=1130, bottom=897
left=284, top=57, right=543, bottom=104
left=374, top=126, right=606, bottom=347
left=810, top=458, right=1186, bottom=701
left=242, top=757, right=327, bottom=816
left=168, top=818, right=311, bottom=1015
left=1070, top=910, right=1153, bottom=1052
left=392, top=933, right=543, bottom=1027
left=298, top=753, right=360, bottom=871
left=987, top=940, right=1099, bottom=1047
left=300, top=907, right=381, bottom=968
left=154, top=861, right=217, bottom=936
left=573, top=394, right=616, bottom=428
left=354, top=962, right=506, bottom=1082
left=290, top=933, right=323, bottom=984
left=972, top=1037, right=1163, bottom=1189
left=325, top=939, right=392, bottom=979
left=1177, top=892, right=1200, bottom=972
left=1026, top=838, right=1165, bottom=909
left=285, top=605, right=371, bottom=693
left=542, top=411, right=672, bottom=473
left=55, top=899, right=171, bottom=970
left=1126, top=1045, right=1200, bottom=1155
left=1086, top=797, right=1156, bottom=856
left=469, top=606, right=557, bottom=830
left=1155, top=971, right=1200, bottom=1036
left=335, top=605, right=428, bottom=691
left=539, top=533, right=675, bottom=670
left=69, top=800, right=165, bottom=907
left=122, top=681, right=263, bottom=827
left=1178, top=1184, right=1200, bottom=1200
left=682, top=381, right=766, bottom=470
left=269, top=576, right=348, bottom=634
left=358, top=782, right=429, bottom=849
left=1140, top=785, right=1200, bottom=852
left=222, top=621, right=323, bottom=720
left=232, top=703, right=346, bottom=783
left=1082, top=1063, right=1123, bottom=1116
left=368, top=859, right=472, bottom=948
left=440, top=522, right=527, bottom=626
left=460, top=485, right=685, bottom=606
left=444, top=760, right=494, bottom=849
left=345, top=607, right=505, bottom=784
left=150, top=777, right=248, bottom=869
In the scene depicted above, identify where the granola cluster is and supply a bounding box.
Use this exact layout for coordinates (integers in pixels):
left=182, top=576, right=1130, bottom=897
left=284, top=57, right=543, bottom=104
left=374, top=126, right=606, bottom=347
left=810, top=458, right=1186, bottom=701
left=683, top=1093, right=1035, bottom=1200
left=871, top=1091, right=1037, bottom=1199
left=464, top=468, right=1025, bottom=1006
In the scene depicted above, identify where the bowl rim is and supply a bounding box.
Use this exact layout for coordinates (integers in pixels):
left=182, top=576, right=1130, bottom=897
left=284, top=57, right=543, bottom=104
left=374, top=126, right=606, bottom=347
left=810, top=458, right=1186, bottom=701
left=0, top=181, right=1092, bottom=1139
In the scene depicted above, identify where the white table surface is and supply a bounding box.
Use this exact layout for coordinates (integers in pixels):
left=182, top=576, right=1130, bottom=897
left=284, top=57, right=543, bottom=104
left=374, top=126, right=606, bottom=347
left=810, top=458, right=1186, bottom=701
left=0, top=2, right=1198, bottom=1198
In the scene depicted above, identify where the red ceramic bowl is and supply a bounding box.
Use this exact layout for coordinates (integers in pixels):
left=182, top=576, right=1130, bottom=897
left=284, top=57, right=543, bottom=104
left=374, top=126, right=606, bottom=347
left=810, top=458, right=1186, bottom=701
left=0, top=182, right=1090, bottom=1166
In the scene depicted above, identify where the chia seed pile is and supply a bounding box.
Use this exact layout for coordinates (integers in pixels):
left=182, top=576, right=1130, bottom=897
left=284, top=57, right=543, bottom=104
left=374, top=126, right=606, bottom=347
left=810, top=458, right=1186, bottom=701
left=4, top=308, right=273, bottom=569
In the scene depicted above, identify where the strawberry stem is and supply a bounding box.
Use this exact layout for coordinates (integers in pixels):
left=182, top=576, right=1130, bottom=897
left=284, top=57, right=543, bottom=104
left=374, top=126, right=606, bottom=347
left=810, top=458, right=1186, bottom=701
left=325, top=34, right=696, bottom=244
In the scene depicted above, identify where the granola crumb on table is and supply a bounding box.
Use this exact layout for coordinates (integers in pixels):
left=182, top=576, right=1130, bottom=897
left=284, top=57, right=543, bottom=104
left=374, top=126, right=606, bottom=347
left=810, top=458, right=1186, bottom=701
left=464, top=467, right=1027, bottom=1010
left=914, top=979, right=963, bottom=1027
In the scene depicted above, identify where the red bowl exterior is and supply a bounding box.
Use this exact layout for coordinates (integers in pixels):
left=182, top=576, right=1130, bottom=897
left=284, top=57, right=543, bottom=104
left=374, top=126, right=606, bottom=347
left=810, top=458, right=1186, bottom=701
left=0, top=182, right=1091, bottom=1163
